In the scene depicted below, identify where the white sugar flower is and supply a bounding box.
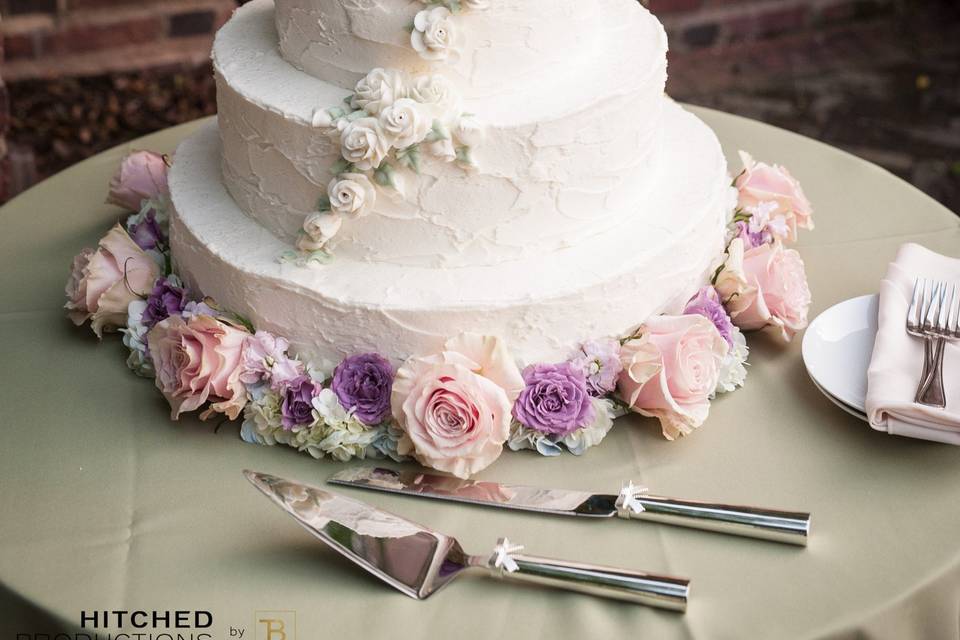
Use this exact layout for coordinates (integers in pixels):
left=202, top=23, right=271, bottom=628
left=340, top=117, right=391, bottom=171
left=411, top=7, right=461, bottom=63
left=328, top=173, right=377, bottom=218
left=379, top=98, right=432, bottom=149
left=409, top=73, right=462, bottom=115
left=427, top=138, right=457, bottom=162
left=351, top=68, right=407, bottom=115
left=297, top=212, right=343, bottom=252
left=454, top=114, right=486, bottom=147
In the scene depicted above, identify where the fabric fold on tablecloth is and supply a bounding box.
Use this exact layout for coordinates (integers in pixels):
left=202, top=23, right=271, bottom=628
left=866, top=243, right=960, bottom=443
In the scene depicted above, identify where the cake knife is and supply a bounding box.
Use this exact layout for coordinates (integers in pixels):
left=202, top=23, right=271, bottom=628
left=329, top=467, right=811, bottom=546
left=244, top=470, right=690, bottom=611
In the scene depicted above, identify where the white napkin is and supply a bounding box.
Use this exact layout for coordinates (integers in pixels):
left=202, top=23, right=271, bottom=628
left=866, top=243, right=960, bottom=444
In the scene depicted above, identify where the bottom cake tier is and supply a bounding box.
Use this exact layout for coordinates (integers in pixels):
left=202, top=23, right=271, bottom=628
left=168, top=100, right=733, bottom=366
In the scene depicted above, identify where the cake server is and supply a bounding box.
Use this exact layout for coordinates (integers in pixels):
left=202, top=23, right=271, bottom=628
left=244, top=470, right=690, bottom=611
left=329, top=467, right=811, bottom=546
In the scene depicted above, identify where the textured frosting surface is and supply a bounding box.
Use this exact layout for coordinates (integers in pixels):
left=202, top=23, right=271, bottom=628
left=215, top=0, right=668, bottom=267
left=169, top=105, right=731, bottom=366
left=275, top=0, right=664, bottom=100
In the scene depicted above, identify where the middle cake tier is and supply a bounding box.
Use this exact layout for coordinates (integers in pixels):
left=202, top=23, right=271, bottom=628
left=215, top=0, right=668, bottom=268
left=169, top=101, right=732, bottom=367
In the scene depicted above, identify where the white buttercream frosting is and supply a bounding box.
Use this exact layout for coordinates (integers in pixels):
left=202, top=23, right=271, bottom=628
left=169, top=103, right=729, bottom=366
left=214, top=0, right=669, bottom=268
left=274, top=0, right=664, bottom=101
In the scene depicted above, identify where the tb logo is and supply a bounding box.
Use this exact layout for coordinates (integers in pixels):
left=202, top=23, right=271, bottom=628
left=255, top=610, right=296, bottom=640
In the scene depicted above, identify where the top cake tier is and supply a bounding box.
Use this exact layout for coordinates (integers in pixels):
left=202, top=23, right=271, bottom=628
left=276, top=0, right=656, bottom=99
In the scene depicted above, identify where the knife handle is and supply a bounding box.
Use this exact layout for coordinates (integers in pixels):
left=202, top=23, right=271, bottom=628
left=617, top=493, right=811, bottom=546
left=482, top=538, right=689, bottom=611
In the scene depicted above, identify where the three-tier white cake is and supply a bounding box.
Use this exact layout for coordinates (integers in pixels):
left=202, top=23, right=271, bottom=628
left=168, top=0, right=732, bottom=366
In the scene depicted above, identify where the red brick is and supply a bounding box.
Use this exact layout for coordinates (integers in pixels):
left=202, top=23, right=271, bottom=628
left=43, top=17, right=164, bottom=55
left=648, top=0, right=702, bottom=15
left=3, top=33, right=38, bottom=60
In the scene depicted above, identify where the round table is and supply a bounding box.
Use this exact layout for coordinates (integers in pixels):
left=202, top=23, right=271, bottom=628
left=2, top=108, right=960, bottom=640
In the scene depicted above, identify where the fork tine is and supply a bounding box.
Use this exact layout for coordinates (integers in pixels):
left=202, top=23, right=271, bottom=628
left=923, top=281, right=942, bottom=331
left=950, top=283, right=960, bottom=337
left=936, top=282, right=951, bottom=334
left=908, top=278, right=923, bottom=329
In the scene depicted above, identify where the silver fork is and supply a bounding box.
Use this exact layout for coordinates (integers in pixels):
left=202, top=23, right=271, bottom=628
left=908, top=279, right=959, bottom=408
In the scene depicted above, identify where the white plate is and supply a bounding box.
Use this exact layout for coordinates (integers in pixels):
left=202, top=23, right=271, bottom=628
left=810, top=378, right=869, bottom=423
left=802, top=294, right=879, bottom=416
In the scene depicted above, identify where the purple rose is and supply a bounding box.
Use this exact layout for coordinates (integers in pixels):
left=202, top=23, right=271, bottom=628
left=331, top=353, right=394, bottom=425
left=142, top=277, right=187, bottom=329
left=512, top=362, right=595, bottom=436
left=128, top=208, right=166, bottom=251
left=281, top=375, right=322, bottom=429
left=570, top=339, right=623, bottom=397
left=684, top=286, right=734, bottom=347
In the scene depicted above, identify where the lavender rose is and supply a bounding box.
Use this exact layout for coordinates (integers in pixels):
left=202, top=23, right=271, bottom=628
left=331, top=353, right=394, bottom=425
left=512, top=362, right=595, bottom=436
left=142, top=277, right=188, bottom=329
left=281, top=375, right=322, bottom=430
left=684, top=286, right=735, bottom=347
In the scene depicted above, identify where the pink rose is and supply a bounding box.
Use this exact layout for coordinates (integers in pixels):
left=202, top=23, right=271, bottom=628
left=617, top=315, right=728, bottom=440
left=107, top=150, right=170, bottom=211
left=392, top=334, right=520, bottom=478
left=147, top=314, right=249, bottom=420
left=736, top=151, right=813, bottom=243
left=64, top=224, right=162, bottom=337
left=440, top=333, right=524, bottom=402
left=715, top=238, right=812, bottom=341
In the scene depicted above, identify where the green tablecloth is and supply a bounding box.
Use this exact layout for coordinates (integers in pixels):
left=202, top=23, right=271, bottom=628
left=2, top=108, right=960, bottom=639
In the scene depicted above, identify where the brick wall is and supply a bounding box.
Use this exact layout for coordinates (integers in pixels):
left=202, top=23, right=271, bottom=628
left=0, top=26, right=8, bottom=202
left=648, top=0, right=893, bottom=52
left=0, top=0, right=235, bottom=82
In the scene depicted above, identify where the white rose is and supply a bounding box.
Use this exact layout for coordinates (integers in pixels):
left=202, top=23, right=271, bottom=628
left=328, top=173, right=377, bottom=218
left=411, top=7, right=461, bottom=63
left=351, top=68, right=406, bottom=115
left=340, top=117, right=391, bottom=171
left=427, top=138, right=456, bottom=163
left=454, top=114, right=486, bottom=147
left=409, top=73, right=462, bottom=115
left=298, top=212, right=343, bottom=251
left=379, top=98, right=432, bottom=149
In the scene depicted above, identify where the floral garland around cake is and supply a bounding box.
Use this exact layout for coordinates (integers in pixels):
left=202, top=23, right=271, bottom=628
left=288, top=68, right=483, bottom=264
left=65, top=149, right=814, bottom=479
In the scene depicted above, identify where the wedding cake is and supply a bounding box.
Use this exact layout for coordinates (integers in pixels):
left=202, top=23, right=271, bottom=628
left=167, top=0, right=733, bottom=367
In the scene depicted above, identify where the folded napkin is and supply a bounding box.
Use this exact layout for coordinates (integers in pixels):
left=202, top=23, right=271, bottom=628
left=866, top=243, right=960, bottom=444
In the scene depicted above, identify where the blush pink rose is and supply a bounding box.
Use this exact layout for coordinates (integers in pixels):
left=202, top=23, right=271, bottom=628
left=715, top=238, right=812, bottom=341
left=107, top=150, right=170, bottom=211
left=147, top=314, right=249, bottom=420
left=617, top=314, right=728, bottom=441
left=736, top=151, right=813, bottom=243
left=64, top=224, right=161, bottom=337
left=392, top=334, right=520, bottom=478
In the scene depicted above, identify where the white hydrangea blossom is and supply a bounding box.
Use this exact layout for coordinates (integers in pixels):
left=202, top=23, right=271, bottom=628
left=121, top=299, right=153, bottom=378
left=714, top=327, right=749, bottom=396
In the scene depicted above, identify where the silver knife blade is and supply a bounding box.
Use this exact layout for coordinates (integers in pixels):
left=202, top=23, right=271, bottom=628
left=328, top=466, right=618, bottom=517
left=328, top=467, right=811, bottom=546
left=244, top=470, right=469, bottom=599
